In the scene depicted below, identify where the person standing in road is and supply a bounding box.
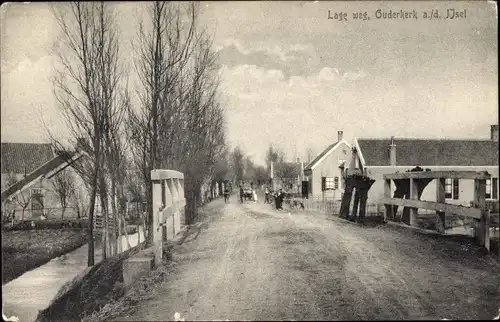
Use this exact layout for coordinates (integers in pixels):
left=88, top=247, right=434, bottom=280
left=277, top=189, right=285, bottom=210
left=252, top=189, right=258, bottom=203
left=265, top=187, right=269, bottom=204
left=224, top=187, right=230, bottom=204
left=239, top=186, right=244, bottom=204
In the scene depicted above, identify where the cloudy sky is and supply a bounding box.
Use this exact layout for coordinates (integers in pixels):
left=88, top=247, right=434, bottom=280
left=1, top=1, right=498, bottom=165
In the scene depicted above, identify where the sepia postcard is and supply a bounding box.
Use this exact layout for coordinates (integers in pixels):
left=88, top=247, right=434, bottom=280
left=1, top=1, right=499, bottom=321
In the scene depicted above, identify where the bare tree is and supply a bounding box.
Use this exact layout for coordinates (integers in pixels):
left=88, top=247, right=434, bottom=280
left=231, top=147, right=245, bottom=184
left=48, top=2, right=127, bottom=266
left=71, top=184, right=88, bottom=219
left=128, top=1, right=197, bottom=242
left=4, top=172, right=32, bottom=220
left=50, top=170, right=76, bottom=219
left=266, top=144, right=285, bottom=173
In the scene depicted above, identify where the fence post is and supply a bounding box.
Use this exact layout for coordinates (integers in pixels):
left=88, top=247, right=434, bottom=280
left=409, top=178, right=418, bottom=227
left=165, top=178, right=174, bottom=240
left=435, top=178, right=446, bottom=233
left=384, top=179, right=392, bottom=222
left=473, top=178, right=487, bottom=249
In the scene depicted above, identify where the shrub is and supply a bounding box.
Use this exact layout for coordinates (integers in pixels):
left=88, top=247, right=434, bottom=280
left=6, top=218, right=89, bottom=231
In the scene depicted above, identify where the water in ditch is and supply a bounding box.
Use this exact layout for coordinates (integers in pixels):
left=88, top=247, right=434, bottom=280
left=2, top=227, right=145, bottom=322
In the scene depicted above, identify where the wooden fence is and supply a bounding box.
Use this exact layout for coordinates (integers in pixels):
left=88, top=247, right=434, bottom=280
left=381, top=170, right=493, bottom=251
left=298, top=196, right=385, bottom=216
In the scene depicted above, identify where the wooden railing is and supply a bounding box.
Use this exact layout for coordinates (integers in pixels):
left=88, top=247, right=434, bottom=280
left=151, top=169, right=186, bottom=265
left=382, top=170, right=492, bottom=251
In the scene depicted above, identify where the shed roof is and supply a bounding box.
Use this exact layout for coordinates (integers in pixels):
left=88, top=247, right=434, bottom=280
left=356, top=138, right=499, bottom=167
left=1, top=142, right=55, bottom=174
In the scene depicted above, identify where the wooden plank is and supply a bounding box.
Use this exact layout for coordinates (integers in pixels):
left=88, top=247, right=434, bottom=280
left=474, top=179, right=488, bottom=249
left=384, top=179, right=391, bottom=222
left=435, top=178, right=446, bottom=233
left=380, top=197, right=481, bottom=219
left=383, top=171, right=491, bottom=181
left=150, top=169, right=184, bottom=181
left=409, top=178, right=418, bottom=227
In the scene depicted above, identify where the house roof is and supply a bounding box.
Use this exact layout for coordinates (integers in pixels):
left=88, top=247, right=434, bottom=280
left=1, top=148, right=82, bottom=203
left=304, top=139, right=352, bottom=171
left=356, top=138, right=499, bottom=167
left=1, top=142, right=55, bottom=174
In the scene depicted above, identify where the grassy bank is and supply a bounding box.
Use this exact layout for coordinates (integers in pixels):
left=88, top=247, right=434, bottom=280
left=1, top=229, right=88, bottom=284
left=36, top=203, right=211, bottom=322
left=35, top=243, right=146, bottom=322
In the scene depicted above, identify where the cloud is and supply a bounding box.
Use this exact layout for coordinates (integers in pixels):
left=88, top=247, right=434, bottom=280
left=219, top=62, right=497, bottom=163
left=219, top=64, right=375, bottom=160
left=1, top=56, right=64, bottom=142
left=216, top=38, right=317, bottom=78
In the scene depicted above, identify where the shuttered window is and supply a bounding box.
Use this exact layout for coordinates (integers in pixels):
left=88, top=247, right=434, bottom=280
left=322, top=177, right=335, bottom=191
left=487, top=178, right=498, bottom=199
left=445, top=178, right=459, bottom=200
left=493, top=178, right=498, bottom=199
left=452, top=179, right=459, bottom=200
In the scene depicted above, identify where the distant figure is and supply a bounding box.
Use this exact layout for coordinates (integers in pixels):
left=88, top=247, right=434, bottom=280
left=239, top=186, right=244, bottom=204
left=265, top=187, right=270, bottom=204
left=277, top=189, right=285, bottom=210
left=252, top=189, right=258, bottom=203
left=224, top=187, right=230, bottom=204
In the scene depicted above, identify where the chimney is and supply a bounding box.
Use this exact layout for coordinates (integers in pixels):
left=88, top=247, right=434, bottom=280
left=389, top=136, right=396, bottom=166
left=491, top=125, right=499, bottom=142
left=349, top=147, right=358, bottom=170
left=337, top=130, right=343, bottom=142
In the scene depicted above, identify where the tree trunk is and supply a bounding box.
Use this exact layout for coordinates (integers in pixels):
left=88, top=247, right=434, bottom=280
left=339, top=178, right=355, bottom=219
left=123, top=199, right=131, bottom=250
left=99, top=183, right=109, bottom=260
left=61, top=206, right=66, bottom=220
left=111, top=179, right=118, bottom=256
left=358, top=192, right=368, bottom=223
left=145, top=180, right=153, bottom=246
left=351, top=188, right=361, bottom=221
left=87, top=173, right=98, bottom=267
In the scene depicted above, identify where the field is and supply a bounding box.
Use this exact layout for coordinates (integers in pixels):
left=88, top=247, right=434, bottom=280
left=1, top=229, right=88, bottom=284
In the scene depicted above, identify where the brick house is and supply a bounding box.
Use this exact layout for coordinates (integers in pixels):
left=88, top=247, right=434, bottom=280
left=1, top=142, right=83, bottom=220
left=350, top=125, right=499, bottom=209
left=303, top=131, right=353, bottom=200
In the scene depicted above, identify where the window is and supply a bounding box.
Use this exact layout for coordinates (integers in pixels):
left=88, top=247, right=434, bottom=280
left=444, top=178, right=459, bottom=200
left=31, top=188, right=45, bottom=213
left=322, top=177, right=336, bottom=191
left=486, top=178, right=498, bottom=199
left=334, top=177, right=339, bottom=190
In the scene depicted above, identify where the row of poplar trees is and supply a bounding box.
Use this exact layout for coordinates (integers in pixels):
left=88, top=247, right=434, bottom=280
left=47, top=2, right=226, bottom=266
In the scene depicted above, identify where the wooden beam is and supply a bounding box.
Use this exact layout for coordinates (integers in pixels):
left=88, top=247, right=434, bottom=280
left=435, top=178, right=447, bottom=233
left=474, top=178, right=489, bottom=250
left=409, top=178, right=418, bottom=226
left=384, top=179, right=391, bottom=222
left=150, top=169, right=184, bottom=181
left=383, top=171, right=491, bottom=180
left=380, top=197, right=481, bottom=219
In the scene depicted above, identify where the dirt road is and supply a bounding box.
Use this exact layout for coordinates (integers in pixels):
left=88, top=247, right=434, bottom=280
left=113, top=194, right=500, bottom=321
